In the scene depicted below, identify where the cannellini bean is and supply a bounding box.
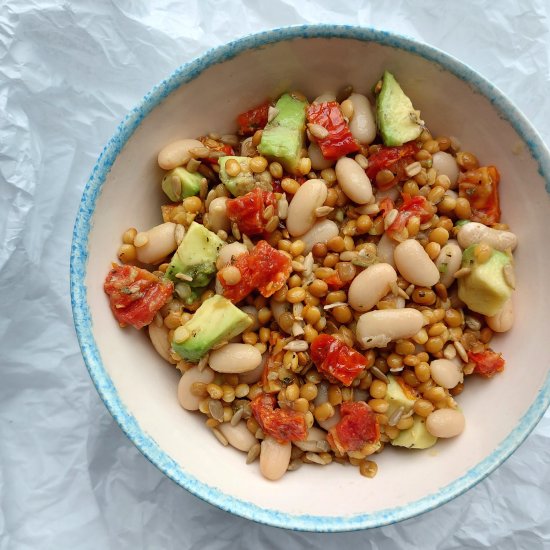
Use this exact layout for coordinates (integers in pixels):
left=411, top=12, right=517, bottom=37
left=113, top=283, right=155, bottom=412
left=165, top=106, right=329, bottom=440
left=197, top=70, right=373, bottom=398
left=218, top=422, right=257, bottom=452
left=375, top=186, right=400, bottom=202
left=486, top=298, right=514, bottom=332
left=348, top=93, right=376, bottom=145
left=432, top=151, right=460, bottom=188
left=240, top=305, right=259, bottom=331
left=335, top=157, right=373, bottom=204
left=216, top=242, right=248, bottom=270
left=430, top=359, right=463, bottom=389
left=148, top=322, right=177, bottom=364
left=306, top=426, right=328, bottom=441
left=376, top=233, right=397, bottom=268
left=135, top=222, right=177, bottom=264
left=435, top=239, right=462, bottom=288
left=270, top=299, right=290, bottom=324
left=299, top=220, right=340, bottom=253
left=356, top=308, right=425, bottom=349
left=426, top=409, right=465, bottom=438
left=177, top=366, right=215, bottom=411
left=394, top=239, right=440, bottom=287
left=239, top=353, right=267, bottom=384
left=208, top=343, right=262, bottom=374
left=457, top=222, right=518, bottom=251
left=348, top=263, right=397, bottom=312
left=308, top=141, right=334, bottom=170
left=286, top=179, right=328, bottom=236
left=158, top=138, right=204, bottom=170
left=208, top=197, right=230, bottom=234
left=260, top=436, right=291, bottom=481
left=313, top=92, right=336, bottom=103
left=318, top=406, right=341, bottom=431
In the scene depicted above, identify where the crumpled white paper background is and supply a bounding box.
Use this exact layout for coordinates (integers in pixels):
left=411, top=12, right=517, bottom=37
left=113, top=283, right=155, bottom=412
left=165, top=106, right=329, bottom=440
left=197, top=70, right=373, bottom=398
left=1, top=1, right=550, bottom=548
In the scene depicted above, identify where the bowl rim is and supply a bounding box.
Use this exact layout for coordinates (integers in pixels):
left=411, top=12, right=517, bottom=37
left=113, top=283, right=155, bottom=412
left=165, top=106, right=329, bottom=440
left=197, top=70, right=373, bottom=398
left=70, top=24, right=550, bottom=532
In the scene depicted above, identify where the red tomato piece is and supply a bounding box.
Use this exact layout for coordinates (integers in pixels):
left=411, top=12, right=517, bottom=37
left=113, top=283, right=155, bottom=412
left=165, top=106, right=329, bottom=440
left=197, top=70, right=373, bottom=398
left=378, top=197, right=395, bottom=217
left=251, top=393, right=308, bottom=443
left=218, top=240, right=292, bottom=303
left=103, top=264, right=173, bottom=329
left=306, top=102, right=359, bottom=160
left=310, top=334, right=367, bottom=386
left=199, top=139, right=235, bottom=165
left=323, top=272, right=346, bottom=290
left=237, top=101, right=270, bottom=136
left=468, top=349, right=505, bottom=378
left=458, top=166, right=501, bottom=225
left=327, top=401, right=380, bottom=453
left=366, top=142, right=419, bottom=190
left=386, top=194, right=435, bottom=238
left=226, top=188, right=277, bottom=237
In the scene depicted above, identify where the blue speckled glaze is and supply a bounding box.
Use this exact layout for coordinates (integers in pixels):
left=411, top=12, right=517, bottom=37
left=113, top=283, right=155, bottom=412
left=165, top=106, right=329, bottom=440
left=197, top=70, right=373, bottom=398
left=70, top=25, right=550, bottom=532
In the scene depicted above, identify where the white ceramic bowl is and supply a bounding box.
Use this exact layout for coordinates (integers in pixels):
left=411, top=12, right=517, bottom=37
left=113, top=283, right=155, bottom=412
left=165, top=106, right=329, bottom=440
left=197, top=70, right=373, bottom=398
left=71, top=26, right=550, bottom=531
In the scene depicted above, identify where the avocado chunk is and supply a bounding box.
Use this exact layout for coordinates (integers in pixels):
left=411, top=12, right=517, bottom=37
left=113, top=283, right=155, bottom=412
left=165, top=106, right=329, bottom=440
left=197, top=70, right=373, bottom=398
left=172, top=295, right=252, bottom=362
left=376, top=71, right=423, bottom=146
left=391, top=415, right=438, bottom=449
left=386, top=374, right=417, bottom=417
left=218, top=156, right=256, bottom=196
left=457, top=245, right=513, bottom=316
left=258, top=93, right=307, bottom=175
left=161, top=167, right=203, bottom=202
left=165, top=222, right=223, bottom=287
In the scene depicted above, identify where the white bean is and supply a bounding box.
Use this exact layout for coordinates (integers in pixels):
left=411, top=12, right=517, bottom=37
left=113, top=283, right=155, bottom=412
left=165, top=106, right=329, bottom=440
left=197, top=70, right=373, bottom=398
left=306, top=426, right=328, bottom=441
left=216, top=242, right=248, bottom=270
left=348, top=93, right=376, bottom=145
left=348, top=263, right=397, bottom=312
left=299, top=220, right=339, bottom=253
left=426, top=409, right=465, bottom=438
left=430, top=359, right=463, bottom=389
left=218, top=422, right=257, bottom=452
left=318, top=406, right=341, bottom=431
left=135, top=222, right=177, bottom=264
left=177, top=366, right=215, bottom=411
left=158, top=138, right=204, bottom=170
left=486, top=298, right=514, bottom=332
left=394, top=239, right=440, bottom=287
left=313, top=92, right=336, bottom=103
left=457, top=222, right=518, bottom=251
left=356, top=308, right=425, bottom=349
left=208, top=343, right=262, bottom=374
left=375, top=186, right=400, bottom=202
left=260, top=437, right=291, bottom=481
left=240, top=305, right=259, bottom=332
left=238, top=353, right=266, bottom=384
left=335, top=157, right=373, bottom=204
left=432, top=151, right=459, bottom=188
left=435, top=239, right=462, bottom=288
left=308, top=141, right=334, bottom=170
left=376, top=233, right=397, bottom=268
left=286, top=179, right=328, bottom=237
left=148, top=322, right=177, bottom=364
left=208, top=197, right=230, bottom=234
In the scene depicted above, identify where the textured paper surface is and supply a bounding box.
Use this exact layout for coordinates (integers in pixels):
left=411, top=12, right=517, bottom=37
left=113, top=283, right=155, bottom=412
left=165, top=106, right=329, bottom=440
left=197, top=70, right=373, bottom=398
left=1, top=1, right=550, bottom=548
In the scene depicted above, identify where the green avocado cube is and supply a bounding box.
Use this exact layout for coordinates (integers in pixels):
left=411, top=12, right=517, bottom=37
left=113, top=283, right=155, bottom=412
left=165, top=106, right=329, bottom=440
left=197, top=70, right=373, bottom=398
left=386, top=374, right=417, bottom=417
left=391, top=415, right=438, bottom=449
left=376, top=71, right=423, bottom=146
left=165, top=222, right=223, bottom=288
left=458, top=245, right=513, bottom=316
left=258, top=93, right=307, bottom=175
left=172, top=295, right=252, bottom=362
left=218, top=156, right=256, bottom=197
left=161, top=167, right=203, bottom=202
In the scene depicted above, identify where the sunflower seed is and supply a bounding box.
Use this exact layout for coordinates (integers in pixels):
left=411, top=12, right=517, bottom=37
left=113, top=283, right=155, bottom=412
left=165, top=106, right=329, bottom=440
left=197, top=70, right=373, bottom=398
left=212, top=428, right=228, bottom=446
left=246, top=443, right=261, bottom=464
left=370, top=366, right=389, bottom=383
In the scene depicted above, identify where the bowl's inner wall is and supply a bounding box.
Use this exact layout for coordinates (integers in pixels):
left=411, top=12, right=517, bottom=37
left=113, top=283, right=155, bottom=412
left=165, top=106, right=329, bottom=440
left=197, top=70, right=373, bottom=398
left=86, top=37, right=549, bottom=517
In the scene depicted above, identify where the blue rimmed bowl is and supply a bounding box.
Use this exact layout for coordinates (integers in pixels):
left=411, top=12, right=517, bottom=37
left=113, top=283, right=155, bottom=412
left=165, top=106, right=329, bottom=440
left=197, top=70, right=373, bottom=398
left=70, top=25, right=550, bottom=531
